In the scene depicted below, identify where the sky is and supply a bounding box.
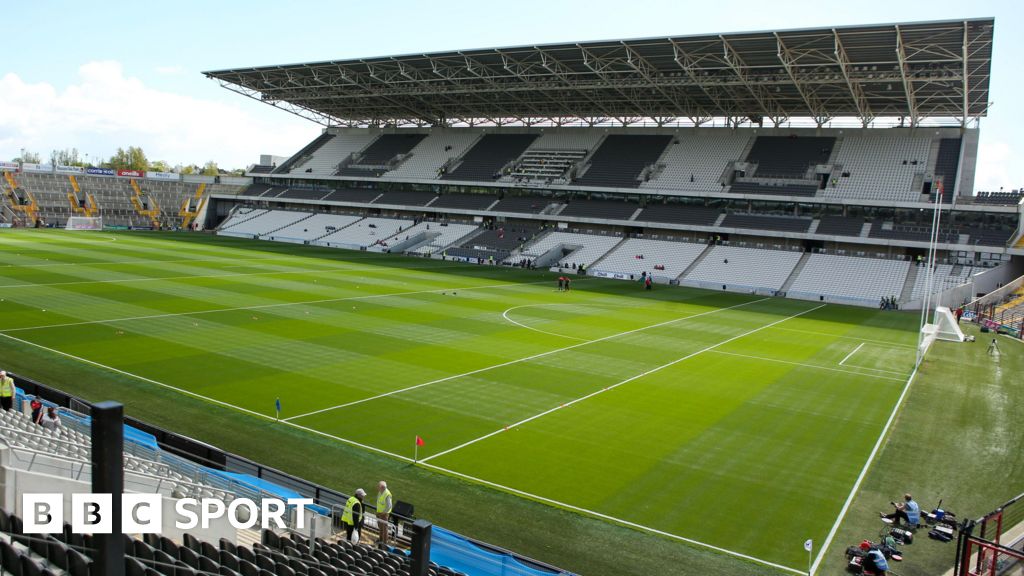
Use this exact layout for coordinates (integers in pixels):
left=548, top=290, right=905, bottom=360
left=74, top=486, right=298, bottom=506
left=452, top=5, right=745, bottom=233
left=0, top=0, right=1018, bottom=190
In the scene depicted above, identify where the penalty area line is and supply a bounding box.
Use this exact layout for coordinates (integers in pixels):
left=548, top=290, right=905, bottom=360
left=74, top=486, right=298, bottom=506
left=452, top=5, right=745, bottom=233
left=838, top=342, right=865, bottom=366
left=417, top=461, right=806, bottom=575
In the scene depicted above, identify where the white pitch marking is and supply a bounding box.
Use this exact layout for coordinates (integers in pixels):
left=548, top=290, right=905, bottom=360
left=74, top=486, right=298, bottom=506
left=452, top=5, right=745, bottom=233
left=809, top=362, right=922, bottom=575
left=838, top=342, right=865, bottom=366
left=708, top=350, right=906, bottom=380
left=421, top=303, right=826, bottom=463
left=0, top=261, right=469, bottom=290
left=0, top=308, right=804, bottom=575
left=285, top=297, right=773, bottom=422
left=0, top=332, right=413, bottom=463
left=0, top=280, right=550, bottom=333
left=770, top=326, right=917, bottom=349
left=418, top=461, right=806, bottom=575
left=500, top=303, right=594, bottom=341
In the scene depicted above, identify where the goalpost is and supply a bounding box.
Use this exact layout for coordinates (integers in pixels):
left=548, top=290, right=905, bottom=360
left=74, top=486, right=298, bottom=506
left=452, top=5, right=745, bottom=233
left=65, top=216, right=103, bottom=230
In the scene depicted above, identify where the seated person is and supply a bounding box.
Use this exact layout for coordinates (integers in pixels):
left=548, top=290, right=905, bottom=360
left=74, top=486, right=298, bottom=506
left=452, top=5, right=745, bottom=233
left=859, top=541, right=889, bottom=575
left=881, top=493, right=920, bottom=528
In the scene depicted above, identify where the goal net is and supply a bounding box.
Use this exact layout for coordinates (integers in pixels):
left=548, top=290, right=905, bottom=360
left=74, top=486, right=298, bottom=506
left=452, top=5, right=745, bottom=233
left=65, top=216, right=103, bottom=230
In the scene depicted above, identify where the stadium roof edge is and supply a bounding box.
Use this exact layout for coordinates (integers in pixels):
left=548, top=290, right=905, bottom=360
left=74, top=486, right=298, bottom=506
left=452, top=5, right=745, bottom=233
left=205, top=18, right=993, bottom=128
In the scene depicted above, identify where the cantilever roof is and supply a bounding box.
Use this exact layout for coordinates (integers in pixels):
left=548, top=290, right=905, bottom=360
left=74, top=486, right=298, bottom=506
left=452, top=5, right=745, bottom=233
left=204, top=18, right=993, bottom=127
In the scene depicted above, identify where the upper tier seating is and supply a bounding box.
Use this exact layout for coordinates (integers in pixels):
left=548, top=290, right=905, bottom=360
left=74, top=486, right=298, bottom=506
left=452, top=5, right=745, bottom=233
left=683, top=246, right=803, bottom=291
left=965, top=227, right=1014, bottom=246
left=519, top=232, right=622, bottom=268
left=288, top=133, right=378, bottom=175
left=745, top=136, right=835, bottom=178
left=337, top=133, right=428, bottom=177
left=449, top=225, right=542, bottom=261
left=635, top=204, right=721, bottom=226
left=788, top=254, right=910, bottom=304
left=489, top=196, right=552, bottom=214
left=870, top=224, right=959, bottom=243
left=971, top=191, right=1024, bottom=205
left=505, top=149, right=587, bottom=184
left=816, top=216, right=865, bottom=237
left=277, top=188, right=333, bottom=201
left=430, top=193, right=498, bottom=211
left=574, top=135, right=672, bottom=188
left=642, top=131, right=751, bottom=191
left=592, top=239, right=708, bottom=280
left=442, top=134, right=538, bottom=181
left=823, top=133, right=931, bottom=202
left=371, top=191, right=437, bottom=206
left=721, top=213, right=812, bottom=233
left=933, top=138, right=962, bottom=199
left=272, top=133, right=334, bottom=174
left=384, top=131, right=481, bottom=180
left=728, top=181, right=818, bottom=197
left=558, top=199, right=640, bottom=220
left=320, top=189, right=382, bottom=204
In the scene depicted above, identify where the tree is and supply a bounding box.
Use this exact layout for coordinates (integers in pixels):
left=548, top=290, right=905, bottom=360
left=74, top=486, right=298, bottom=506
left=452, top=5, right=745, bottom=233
left=108, top=146, right=148, bottom=171
left=201, top=161, right=219, bottom=176
left=179, top=165, right=197, bottom=175
left=12, top=149, right=41, bottom=164
left=50, top=148, right=86, bottom=167
left=149, top=160, right=171, bottom=173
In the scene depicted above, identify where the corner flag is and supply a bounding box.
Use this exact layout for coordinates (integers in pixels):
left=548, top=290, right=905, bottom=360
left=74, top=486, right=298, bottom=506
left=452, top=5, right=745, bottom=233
left=804, top=539, right=813, bottom=552
left=275, top=397, right=282, bottom=420
left=415, top=436, right=425, bottom=447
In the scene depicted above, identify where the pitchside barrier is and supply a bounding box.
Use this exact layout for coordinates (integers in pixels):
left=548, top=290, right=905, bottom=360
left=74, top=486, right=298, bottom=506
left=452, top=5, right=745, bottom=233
left=955, top=492, right=1024, bottom=576
left=9, top=372, right=575, bottom=576
left=966, top=274, right=1024, bottom=338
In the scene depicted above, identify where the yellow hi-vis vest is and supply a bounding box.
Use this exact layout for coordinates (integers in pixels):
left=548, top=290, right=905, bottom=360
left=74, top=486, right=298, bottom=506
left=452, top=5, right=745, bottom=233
left=341, top=496, right=359, bottom=525
left=377, top=489, right=393, bottom=515
left=0, top=376, right=13, bottom=397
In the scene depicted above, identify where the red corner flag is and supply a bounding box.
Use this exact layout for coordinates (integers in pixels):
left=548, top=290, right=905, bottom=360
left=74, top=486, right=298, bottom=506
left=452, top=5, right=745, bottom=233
left=415, top=436, right=425, bottom=446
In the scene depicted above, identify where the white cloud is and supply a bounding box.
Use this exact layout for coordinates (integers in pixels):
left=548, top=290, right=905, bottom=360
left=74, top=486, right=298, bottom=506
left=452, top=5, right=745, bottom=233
left=0, top=61, right=317, bottom=169
left=155, top=65, right=184, bottom=75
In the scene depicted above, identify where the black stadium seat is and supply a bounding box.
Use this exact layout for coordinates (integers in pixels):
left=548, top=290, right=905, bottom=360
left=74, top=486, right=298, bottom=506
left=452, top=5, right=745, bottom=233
left=1, top=539, right=23, bottom=576
left=66, top=548, right=92, bottom=576
left=179, top=546, right=200, bottom=569
left=126, top=556, right=148, bottom=576
left=239, top=559, right=260, bottom=576
left=200, top=555, right=221, bottom=573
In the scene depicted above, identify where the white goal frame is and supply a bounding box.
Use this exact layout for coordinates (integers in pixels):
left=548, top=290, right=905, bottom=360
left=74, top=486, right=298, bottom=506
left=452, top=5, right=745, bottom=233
left=65, top=216, right=103, bottom=230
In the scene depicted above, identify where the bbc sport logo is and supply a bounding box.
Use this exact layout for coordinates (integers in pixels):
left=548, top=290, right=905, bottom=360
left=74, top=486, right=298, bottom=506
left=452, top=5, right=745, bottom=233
left=23, top=494, right=314, bottom=534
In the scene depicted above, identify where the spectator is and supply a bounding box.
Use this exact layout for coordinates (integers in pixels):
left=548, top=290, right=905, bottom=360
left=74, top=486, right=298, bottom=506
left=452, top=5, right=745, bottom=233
left=39, top=407, right=61, bottom=432
left=30, top=397, right=43, bottom=424
left=881, top=493, right=920, bottom=528
left=341, top=488, right=366, bottom=543
left=376, top=481, right=393, bottom=548
left=859, top=541, right=889, bottom=575
left=0, top=371, right=13, bottom=411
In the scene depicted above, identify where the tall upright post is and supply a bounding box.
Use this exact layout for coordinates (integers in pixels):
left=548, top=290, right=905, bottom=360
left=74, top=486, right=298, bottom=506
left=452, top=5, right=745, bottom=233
left=409, top=519, right=432, bottom=576
left=91, top=401, right=124, bottom=576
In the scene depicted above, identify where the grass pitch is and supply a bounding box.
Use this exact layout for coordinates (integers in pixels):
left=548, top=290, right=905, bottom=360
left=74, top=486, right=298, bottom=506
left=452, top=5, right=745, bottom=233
left=0, top=230, right=930, bottom=573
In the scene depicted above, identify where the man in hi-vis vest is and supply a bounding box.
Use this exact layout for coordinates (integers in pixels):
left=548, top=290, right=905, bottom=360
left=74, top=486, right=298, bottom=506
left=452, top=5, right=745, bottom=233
left=0, top=371, right=14, bottom=412
left=341, top=488, right=365, bottom=543
left=376, top=480, right=393, bottom=548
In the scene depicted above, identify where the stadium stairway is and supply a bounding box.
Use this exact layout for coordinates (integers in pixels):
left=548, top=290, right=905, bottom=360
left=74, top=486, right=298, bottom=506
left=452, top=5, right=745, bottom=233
left=676, top=243, right=714, bottom=280
left=899, top=264, right=920, bottom=303
left=585, top=236, right=630, bottom=269
left=779, top=252, right=811, bottom=294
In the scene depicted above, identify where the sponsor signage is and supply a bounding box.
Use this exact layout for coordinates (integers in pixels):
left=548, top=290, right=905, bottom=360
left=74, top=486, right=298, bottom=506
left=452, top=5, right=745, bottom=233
left=0, top=161, right=20, bottom=170
left=22, top=494, right=314, bottom=534
left=86, top=167, right=116, bottom=176
left=146, top=171, right=179, bottom=181
left=22, top=163, right=52, bottom=173
left=117, top=169, right=145, bottom=177
left=592, top=271, right=630, bottom=280
left=56, top=165, right=85, bottom=173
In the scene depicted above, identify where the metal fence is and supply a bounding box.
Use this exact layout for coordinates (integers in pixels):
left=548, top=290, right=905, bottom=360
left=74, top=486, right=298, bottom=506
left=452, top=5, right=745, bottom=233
left=955, top=492, right=1024, bottom=576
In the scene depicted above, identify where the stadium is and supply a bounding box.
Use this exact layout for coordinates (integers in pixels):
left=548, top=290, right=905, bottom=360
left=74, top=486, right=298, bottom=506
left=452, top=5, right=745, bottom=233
left=1, top=13, right=1022, bottom=576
